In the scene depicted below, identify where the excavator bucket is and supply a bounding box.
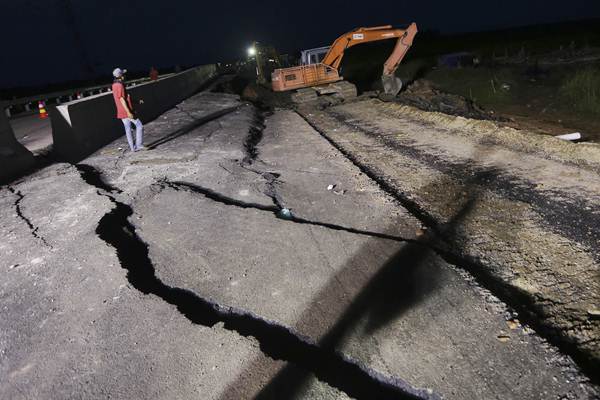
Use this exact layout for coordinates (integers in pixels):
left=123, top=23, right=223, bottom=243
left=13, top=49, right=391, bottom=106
left=381, top=73, right=403, bottom=96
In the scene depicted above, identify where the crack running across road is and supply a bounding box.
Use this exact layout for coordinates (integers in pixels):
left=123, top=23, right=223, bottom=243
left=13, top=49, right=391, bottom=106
left=164, top=180, right=413, bottom=243
left=75, top=164, right=438, bottom=400
left=7, top=186, right=51, bottom=248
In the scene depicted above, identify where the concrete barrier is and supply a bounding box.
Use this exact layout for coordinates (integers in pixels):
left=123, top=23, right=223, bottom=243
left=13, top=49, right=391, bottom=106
left=51, top=65, right=217, bottom=162
left=0, top=104, right=35, bottom=185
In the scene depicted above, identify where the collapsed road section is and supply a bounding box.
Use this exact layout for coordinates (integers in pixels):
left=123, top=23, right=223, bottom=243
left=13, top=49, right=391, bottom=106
left=1, top=90, right=599, bottom=400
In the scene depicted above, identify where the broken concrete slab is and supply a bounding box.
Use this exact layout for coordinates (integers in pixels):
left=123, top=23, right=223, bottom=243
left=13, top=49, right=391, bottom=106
left=0, top=162, right=349, bottom=400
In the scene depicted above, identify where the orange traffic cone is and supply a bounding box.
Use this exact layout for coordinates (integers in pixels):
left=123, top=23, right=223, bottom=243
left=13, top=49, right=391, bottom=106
left=38, top=101, right=48, bottom=119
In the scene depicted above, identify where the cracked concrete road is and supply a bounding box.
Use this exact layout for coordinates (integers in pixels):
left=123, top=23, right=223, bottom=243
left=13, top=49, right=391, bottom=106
left=1, top=90, right=598, bottom=399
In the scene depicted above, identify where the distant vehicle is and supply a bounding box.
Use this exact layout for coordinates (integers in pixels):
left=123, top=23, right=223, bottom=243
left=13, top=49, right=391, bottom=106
left=271, top=23, right=418, bottom=103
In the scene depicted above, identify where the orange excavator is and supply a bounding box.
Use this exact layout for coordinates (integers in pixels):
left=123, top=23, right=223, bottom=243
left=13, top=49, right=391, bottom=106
left=272, top=23, right=418, bottom=102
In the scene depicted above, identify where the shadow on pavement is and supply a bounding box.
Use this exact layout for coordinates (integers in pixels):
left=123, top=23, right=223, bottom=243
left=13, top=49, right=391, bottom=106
left=253, top=196, right=476, bottom=400
left=146, top=105, right=240, bottom=150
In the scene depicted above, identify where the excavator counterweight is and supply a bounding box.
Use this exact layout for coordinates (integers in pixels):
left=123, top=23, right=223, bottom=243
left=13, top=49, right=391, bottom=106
left=272, top=23, right=418, bottom=100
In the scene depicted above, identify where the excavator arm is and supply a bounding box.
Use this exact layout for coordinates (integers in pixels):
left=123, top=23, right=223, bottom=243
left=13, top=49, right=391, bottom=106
left=322, top=23, right=418, bottom=95
left=322, top=23, right=417, bottom=70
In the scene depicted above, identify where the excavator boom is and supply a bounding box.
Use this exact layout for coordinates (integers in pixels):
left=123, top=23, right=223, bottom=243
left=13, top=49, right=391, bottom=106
left=322, top=23, right=417, bottom=71
left=271, top=22, right=418, bottom=98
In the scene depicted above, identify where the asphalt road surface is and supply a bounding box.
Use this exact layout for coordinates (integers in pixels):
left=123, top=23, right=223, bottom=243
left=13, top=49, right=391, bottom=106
left=9, top=113, right=52, bottom=153
left=1, top=90, right=598, bottom=399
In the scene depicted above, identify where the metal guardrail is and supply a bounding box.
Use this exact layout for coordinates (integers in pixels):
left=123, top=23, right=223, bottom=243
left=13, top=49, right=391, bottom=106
left=3, top=73, right=175, bottom=118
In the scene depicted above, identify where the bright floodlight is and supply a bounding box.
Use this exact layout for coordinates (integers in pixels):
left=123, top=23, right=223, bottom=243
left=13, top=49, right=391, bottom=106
left=248, top=47, right=256, bottom=56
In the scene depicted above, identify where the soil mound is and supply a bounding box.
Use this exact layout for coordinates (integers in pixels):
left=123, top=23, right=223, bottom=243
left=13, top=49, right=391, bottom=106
left=394, top=80, right=502, bottom=121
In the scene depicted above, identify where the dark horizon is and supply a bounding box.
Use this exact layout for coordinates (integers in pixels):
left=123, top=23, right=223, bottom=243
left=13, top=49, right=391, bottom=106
left=1, top=0, right=600, bottom=91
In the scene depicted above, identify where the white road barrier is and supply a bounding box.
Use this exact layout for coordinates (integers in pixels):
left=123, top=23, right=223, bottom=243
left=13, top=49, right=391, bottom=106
left=51, top=65, right=217, bottom=162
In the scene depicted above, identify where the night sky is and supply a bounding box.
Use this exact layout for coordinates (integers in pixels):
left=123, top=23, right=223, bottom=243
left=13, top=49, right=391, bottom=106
left=1, top=0, right=599, bottom=89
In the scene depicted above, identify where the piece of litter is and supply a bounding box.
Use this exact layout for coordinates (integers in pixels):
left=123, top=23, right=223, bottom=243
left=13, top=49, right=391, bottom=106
left=327, top=184, right=335, bottom=191
left=555, top=132, right=581, bottom=142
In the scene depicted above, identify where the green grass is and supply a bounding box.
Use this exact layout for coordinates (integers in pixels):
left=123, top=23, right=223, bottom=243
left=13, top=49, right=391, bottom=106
left=560, top=68, right=600, bottom=114
left=427, top=67, right=517, bottom=106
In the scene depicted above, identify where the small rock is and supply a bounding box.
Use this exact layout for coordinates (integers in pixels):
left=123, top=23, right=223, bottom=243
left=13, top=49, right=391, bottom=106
left=279, top=208, right=293, bottom=219
left=507, top=319, right=520, bottom=330
left=522, top=326, right=535, bottom=335
left=587, top=309, right=600, bottom=319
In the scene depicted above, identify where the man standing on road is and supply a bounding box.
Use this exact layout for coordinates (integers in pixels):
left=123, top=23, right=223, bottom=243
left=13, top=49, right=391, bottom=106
left=112, top=68, right=145, bottom=152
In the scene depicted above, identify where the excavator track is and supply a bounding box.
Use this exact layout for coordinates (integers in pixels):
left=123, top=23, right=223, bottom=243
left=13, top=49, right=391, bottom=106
left=291, top=80, right=358, bottom=104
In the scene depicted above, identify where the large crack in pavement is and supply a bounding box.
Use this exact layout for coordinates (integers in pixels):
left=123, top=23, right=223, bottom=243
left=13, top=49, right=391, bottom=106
left=7, top=186, right=51, bottom=248
left=76, top=164, right=123, bottom=193
left=296, top=110, right=600, bottom=383
left=75, top=164, right=437, bottom=400
left=164, top=180, right=413, bottom=243
left=242, top=105, right=269, bottom=165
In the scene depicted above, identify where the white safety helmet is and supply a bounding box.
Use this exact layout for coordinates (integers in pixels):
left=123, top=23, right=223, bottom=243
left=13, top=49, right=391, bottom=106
left=112, top=68, right=127, bottom=78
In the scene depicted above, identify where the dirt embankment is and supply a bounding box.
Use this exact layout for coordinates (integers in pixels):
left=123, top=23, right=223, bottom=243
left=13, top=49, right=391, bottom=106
left=392, top=80, right=501, bottom=121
